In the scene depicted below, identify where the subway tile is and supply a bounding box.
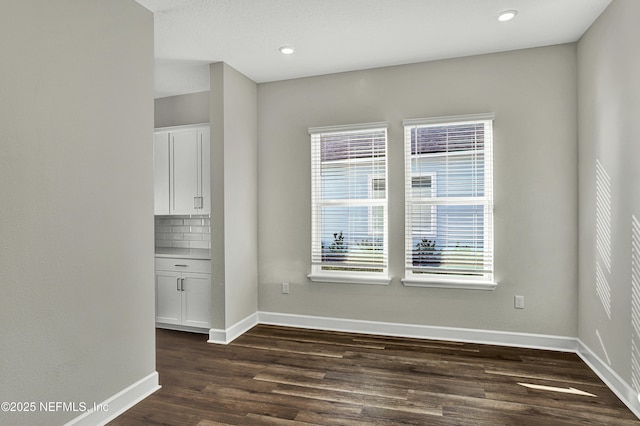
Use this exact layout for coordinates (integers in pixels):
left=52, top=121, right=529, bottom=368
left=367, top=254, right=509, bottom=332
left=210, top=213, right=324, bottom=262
left=190, top=226, right=209, bottom=233
left=154, top=213, right=212, bottom=249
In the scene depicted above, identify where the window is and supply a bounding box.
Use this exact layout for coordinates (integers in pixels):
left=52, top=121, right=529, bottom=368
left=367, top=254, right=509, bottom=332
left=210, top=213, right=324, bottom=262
left=410, top=174, right=437, bottom=237
left=308, top=122, right=390, bottom=285
left=403, top=114, right=495, bottom=289
left=368, top=176, right=385, bottom=237
left=368, top=174, right=436, bottom=238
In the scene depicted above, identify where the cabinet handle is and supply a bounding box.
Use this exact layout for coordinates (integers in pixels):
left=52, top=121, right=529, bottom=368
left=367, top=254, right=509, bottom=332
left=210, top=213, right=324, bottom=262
left=181, top=278, right=185, bottom=292
left=176, top=277, right=181, bottom=291
left=174, top=264, right=188, bottom=267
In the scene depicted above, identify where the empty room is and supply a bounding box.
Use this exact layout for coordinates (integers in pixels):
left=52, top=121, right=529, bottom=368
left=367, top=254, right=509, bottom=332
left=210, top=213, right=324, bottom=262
left=1, top=0, right=639, bottom=425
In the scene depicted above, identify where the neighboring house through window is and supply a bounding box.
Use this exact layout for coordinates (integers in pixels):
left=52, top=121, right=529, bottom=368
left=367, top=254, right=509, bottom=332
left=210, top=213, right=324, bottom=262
left=308, top=122, right=390, bottom=285
left=368, top=174, right=436, bottom=238
left=403, top=114, right=496, bottom=289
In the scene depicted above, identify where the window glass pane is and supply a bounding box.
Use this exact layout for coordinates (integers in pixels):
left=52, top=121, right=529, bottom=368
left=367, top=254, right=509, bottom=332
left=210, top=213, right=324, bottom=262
left=371, top=178, right=386, bottom=198
left=411, top=204, right=486, bottom=275
left=321, top=160, right=384, bottom=200
left=404, top=118, right=493, bottom=282
left=411, top=123, right=485, bottom=155
left=411, top=153, right=484, bottom=197
left=311, top=125, right=388, bottom=277
left=411, top=176, right=433, bottom=198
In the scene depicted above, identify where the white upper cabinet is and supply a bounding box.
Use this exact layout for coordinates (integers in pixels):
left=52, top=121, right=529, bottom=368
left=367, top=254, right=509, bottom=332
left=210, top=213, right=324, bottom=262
left=154, top=124, right=210, bottom=215
left=171, top=129, right=201, bottom=214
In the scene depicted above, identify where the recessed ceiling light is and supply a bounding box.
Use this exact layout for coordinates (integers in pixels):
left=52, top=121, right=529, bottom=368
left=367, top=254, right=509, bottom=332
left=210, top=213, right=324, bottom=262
left=497, top=10, right=518, bottom=22
left=279, top=46, right=295, bottom=55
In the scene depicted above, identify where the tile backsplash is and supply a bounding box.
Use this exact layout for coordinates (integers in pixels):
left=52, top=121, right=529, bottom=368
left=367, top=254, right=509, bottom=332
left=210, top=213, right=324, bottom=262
left=155, top=215, right=211, bottom=249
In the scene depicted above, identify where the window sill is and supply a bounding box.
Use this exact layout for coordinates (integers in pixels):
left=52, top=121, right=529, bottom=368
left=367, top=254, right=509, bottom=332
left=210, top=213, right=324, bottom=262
left=402, top=277, right=498, bottom=290
left=307, top=273, right=391, bottom=286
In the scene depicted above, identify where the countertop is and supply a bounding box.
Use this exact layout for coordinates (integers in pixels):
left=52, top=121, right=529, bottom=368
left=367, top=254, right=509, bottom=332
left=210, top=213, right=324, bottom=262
left=155, top=247, right=211, bottom=260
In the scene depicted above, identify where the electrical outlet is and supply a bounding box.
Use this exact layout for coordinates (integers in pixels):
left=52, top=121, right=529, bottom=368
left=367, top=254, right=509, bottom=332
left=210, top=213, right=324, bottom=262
left=281, top=282, right=290, bottom=294
left=514, top=295, right=525, bottom=309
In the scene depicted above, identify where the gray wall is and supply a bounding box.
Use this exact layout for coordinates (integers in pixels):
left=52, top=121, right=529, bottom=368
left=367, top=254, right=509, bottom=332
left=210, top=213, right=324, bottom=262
left=258, top=44, right=578, bottom=336
left=578, top=0, right=640, bottom=390
left=0, top=1, right=155, bottom=425
left=155, top=91, right=210, bottom=128
left=210, top=63, right=258, bottom=329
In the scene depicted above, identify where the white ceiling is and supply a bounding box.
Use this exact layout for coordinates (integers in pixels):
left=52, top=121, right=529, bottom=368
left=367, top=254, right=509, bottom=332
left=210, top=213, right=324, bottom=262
left=135, top=0, right=612, bottom=99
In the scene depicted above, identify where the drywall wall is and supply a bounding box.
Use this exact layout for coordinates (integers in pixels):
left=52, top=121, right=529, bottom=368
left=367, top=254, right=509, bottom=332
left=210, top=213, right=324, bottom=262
left=210, top=63, right=226, bottom=330
left=578, top=0, right=640, bottom=391
left=0, top=1, right=155, bottom=424
left=154, top=91, right=210, bottom=128
left=210, top=63, right=258, bottom=330
left=258, top=44, right=578, bottom=336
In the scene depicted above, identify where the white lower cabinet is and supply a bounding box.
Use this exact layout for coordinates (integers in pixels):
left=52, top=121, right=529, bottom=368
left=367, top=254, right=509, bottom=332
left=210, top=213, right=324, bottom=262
left=155, top=258, right=211, bottom=330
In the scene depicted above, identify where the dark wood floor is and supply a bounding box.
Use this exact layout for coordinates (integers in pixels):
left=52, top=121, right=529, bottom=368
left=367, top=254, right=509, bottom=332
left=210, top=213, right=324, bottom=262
left=110, top=325, right=640, bottom=425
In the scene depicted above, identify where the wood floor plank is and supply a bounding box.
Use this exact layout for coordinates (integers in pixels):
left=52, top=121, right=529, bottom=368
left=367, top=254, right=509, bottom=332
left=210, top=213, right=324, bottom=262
left=110, top=325, right=640, bottom=425
left=200, top=383, right=364, bottom=419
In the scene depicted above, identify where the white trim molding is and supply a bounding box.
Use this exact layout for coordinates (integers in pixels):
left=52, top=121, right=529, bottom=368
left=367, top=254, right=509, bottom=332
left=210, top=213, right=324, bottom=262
left=203, top=310, right=640, bottom=420
left=308, top=121, right=388, bottom=135
left=154, top=122, right=209, bottom=133
left=402, top=277, right=498, bottom=290
left=156, top=323, right=209, bottom=335
left=577, top=340, right=640, bottom=419
left=208, top=312, right=259, bottom=345
left=402, top=113, right=495, bottom=127
left=257, top=311, right=576, bottom=352
left=64, top=372, right=160, bottom=426
left=307, top=272, right=391, bottom=286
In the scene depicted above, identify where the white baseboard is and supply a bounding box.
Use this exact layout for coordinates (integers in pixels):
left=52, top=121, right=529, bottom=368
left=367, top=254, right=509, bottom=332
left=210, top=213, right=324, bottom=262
left=156, top=323, right=209, bottom=334
left=204, top=310, right=639, bottom=420
left=64, top=371, right=160, bottom=426
left=577, top=340, right=640, bottom=419
left=257, top=311, right=577, bottom=352
left=208, top=312, right=259, bottom=345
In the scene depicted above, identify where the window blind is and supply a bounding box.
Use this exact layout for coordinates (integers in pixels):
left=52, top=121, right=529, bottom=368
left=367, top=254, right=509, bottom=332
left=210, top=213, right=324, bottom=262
left=403, top=114, right=494, bottom=283
left=309, top=123, right=388, bottom=279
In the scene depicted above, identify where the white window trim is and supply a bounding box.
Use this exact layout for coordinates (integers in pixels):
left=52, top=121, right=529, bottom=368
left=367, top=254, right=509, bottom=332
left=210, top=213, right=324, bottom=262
left=403, top=113, right=497, bottom=290
left=308, top=271, right=391, bottom=286
left=401, top=276, right=497, bottom=290
left=309, top=122, right=390, bottom=286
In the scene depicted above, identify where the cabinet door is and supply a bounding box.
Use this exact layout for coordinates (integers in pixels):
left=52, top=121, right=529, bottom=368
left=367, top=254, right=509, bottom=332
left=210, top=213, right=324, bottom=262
left=155, top=271, right=182, bottom=325
left=153, top=132, right=170, bottom=215
left=181, top=272, right=211, bottom=328
left=199, top=128, right=211, bottom=214
left=171, top=129, right=200, bottom=214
